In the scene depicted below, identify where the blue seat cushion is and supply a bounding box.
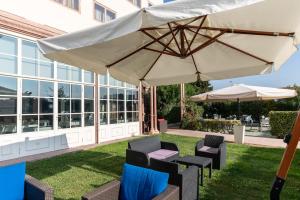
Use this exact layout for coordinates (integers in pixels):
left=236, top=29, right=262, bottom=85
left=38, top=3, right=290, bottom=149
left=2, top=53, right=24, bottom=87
left=120, top=163, right=169, bottom=200
left=0, top=162, right=26, bottom=200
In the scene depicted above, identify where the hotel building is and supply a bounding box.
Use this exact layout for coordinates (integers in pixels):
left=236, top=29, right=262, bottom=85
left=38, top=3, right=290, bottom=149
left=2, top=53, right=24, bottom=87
left=0, top=0, right=163, bottom=161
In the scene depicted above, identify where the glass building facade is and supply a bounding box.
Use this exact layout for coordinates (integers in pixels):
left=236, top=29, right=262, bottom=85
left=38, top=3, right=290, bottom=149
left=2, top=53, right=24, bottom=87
left=0, top=33, right=139, bottom=135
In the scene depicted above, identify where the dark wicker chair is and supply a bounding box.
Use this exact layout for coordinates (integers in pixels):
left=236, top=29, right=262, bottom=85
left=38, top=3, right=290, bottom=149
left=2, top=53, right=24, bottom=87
left=81, top=180, right=179, bottom=200
left=195, top=135, right=226, bottom=170
left=149, top=158, right=199, bottom=200
left=25, top=175, right=54, bottom=200
left=126, top=136, right=179, bottom=168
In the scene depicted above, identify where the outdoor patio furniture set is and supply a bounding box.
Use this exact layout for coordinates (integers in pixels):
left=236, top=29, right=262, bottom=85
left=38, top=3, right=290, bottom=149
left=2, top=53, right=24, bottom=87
left=0, top=134, right=226, bottom=200
left=85, top=134, right=227, bottom=200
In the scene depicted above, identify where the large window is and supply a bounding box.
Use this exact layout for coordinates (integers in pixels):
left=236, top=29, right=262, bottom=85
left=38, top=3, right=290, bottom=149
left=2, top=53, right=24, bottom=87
left=0, top=76, right=17, bottom=134
left=22, top=41, right=54, bottom=78
left=126, top=88, right=139, bottom=122
left=57, top=64, right=81, bottom=82
left=58, top=83, right=82, bottom=129
left=53, top=0, right=80, bottom=11
left=95, top=3, right=116, bottom=22
left=0, top=34, right=17, bottom=74
left=99, top=86, right=108, bottom=125
left=109, top=88, right=125, bottom=124
left=99, top=74, right=138, bottom=125
left=84, top=86, right=94, bottom=126
left=22, top=79, right=54, bottom=132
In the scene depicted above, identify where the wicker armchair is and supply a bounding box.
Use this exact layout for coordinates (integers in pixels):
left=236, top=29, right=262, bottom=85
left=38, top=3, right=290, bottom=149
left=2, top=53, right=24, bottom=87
left=149, top=158, right=199, bottom=200
left=25, top=175, right=54, bottom=200
left=81, top=180, right=179, bottom=200
left=195, top=135, right=226, bottom=170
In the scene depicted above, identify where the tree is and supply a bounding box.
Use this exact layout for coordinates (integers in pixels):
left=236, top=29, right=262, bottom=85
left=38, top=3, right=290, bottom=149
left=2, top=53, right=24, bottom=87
left=156, top=81, right=212, bottom=123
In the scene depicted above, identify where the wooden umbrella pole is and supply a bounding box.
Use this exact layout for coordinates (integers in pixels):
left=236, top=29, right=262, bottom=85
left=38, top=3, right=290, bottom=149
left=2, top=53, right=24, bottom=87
left=270, top=111, right=300, bottom=199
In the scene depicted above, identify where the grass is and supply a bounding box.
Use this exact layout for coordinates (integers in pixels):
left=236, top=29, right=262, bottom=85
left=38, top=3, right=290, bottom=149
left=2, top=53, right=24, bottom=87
left=27, top=134, right=300, bottom=200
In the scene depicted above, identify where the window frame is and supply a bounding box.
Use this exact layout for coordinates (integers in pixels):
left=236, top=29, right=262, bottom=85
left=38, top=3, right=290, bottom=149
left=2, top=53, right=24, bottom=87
left=94, top=2, right=117, bottom=23
left=51, top=0, right=81, bottom=12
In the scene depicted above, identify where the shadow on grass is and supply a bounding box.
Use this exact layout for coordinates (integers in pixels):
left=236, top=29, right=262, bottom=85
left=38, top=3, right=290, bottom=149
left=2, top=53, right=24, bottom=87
left=27, top=150, right=125, bottom=180
left=201, top=145, right=300, bottom=200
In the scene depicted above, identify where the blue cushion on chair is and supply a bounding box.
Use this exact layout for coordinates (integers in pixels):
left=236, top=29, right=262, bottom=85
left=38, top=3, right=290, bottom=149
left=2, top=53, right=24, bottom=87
left=120, top=163, right=169, bottom=200
left=0, top=162, right=26, bottom=200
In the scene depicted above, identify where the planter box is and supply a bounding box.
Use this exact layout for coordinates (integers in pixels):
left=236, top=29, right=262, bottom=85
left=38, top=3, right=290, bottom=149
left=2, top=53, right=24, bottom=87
left=233, top=125, right=245, bottom=144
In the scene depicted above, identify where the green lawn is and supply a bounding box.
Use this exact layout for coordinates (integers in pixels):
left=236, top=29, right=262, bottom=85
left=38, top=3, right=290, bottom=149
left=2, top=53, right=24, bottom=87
left=27, top=134, right=300, bottom=200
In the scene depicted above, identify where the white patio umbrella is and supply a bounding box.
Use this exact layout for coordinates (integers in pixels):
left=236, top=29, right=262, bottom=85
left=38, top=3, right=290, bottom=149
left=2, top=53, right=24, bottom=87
left=190, top=84, right=297, bottom=117
left=38, top=0, right=300, bottom=86
left=190, top=84, right=298, bottom=102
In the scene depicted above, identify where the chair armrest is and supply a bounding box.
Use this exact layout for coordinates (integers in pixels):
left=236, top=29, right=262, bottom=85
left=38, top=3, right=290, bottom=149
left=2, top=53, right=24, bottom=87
left=25, top=175, right=54, bottom=200
left=161, top=141, right=179, bottom=152
left=179, top=166, right=199, bottom=200
left=81, top=180, right=120, bottom=200
left=126, top=149, right=149, bottom=167
left=219, top=142, right=226, bottom=152
left=195, top=140, right=204, bottom=152
left=153, top=185, right=179, bottom=200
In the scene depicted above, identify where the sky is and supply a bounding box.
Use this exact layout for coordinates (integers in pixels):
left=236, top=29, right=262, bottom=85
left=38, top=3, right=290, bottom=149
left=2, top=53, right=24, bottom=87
left=211, top=50, right=300, bottom=89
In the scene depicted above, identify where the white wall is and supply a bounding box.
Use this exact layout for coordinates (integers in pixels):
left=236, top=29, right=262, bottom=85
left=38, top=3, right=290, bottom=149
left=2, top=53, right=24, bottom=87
left=0, top=0, right=163, bottom=33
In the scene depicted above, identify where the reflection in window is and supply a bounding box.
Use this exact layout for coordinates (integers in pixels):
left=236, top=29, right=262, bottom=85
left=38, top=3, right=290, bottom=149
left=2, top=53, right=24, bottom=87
left=0, top=35, right=18, bottom=74
left=71, top=114, right=81, bottom=128
left=126, top=88, right=139, bottom=122
left=0, top=76, right=17, bottom=95
left=84, top=70, right=94, bottom=83
left=21, top=80, right=54, bottom=132
left=22, top=115, right=38, bottom=132
left=0, top=116, right=17, bottom=134
left=39, top=115, right=53, bottom=131
left=53, top=0, right=80, bottom=11
left=58, top=83, right=82, bottom=129
left=84, top=86, right=94, bottom=126
left=0, top=75, right=17, bottom=134
left=95, top=3, right=116, bottom=22
left=57, top=64, right=81, bottom=81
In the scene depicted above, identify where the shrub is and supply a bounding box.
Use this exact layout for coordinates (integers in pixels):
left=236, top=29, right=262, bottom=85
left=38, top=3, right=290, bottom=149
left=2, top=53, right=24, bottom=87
left=200, top=119, right=241, bottom=134
left=269, top=111, right=298, bottom=138
left=180, top=101, right=204, bottom=130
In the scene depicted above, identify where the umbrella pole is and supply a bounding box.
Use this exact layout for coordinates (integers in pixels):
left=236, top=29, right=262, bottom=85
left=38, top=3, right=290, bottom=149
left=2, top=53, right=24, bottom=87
left=237, top=98, right=241, bottom=119
left=270, top=111, right=300, bottom=199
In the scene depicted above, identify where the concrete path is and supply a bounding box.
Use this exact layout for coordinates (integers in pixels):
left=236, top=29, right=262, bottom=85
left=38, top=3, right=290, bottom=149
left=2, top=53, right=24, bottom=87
left=167, top=128, right=300, bottom=149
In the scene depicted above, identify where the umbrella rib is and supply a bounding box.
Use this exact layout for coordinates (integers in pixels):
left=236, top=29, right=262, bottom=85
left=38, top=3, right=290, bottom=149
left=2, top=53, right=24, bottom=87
left=187, top=15, right=207, bottom=52
left=186, top=27, right=273, bottom=65
left=141, top=30, right=179, bottom=56
left=188, top=26, right=295, bottom=37
left=182, top=29, right=201, bottom=75
left=168, top=23, right=181, bottom=54
left=186, top=31, right=225, bottom=57
left=107, top=29, right=175, bottom=68
left=140, top=29, right=180, bottom=81
left=144, top=47, right=179, bottom=56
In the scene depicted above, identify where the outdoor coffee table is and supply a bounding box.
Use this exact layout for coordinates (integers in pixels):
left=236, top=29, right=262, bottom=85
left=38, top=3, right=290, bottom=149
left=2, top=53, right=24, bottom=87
left=174, top=155, right=212, bottom=186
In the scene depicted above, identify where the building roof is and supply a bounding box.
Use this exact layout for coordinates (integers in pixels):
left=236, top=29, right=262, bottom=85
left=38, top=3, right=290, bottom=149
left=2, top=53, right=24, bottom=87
left=0, top=10, right=64, bottom=38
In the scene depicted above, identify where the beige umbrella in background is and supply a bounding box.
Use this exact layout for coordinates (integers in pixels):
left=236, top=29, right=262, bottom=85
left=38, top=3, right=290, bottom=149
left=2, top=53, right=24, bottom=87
left=38, top=0, right=300, bottom=86
left=190, top=84, right=297, bottom=117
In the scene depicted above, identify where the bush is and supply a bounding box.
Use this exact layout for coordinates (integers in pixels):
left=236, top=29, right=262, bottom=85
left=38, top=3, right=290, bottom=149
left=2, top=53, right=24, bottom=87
left=166, top=106, right=181, bottom=123
left=200, top=119, right=241, bottom=134
left=269, top=111, right=298, bottom=138
left=181, top=101, right=204, bottom=130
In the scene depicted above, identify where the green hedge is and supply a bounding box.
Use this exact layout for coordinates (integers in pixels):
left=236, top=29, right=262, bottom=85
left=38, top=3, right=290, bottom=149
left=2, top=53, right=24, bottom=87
left=200, top=119, right=241, bottom=134
left=269, top=111, right=298, bottom=138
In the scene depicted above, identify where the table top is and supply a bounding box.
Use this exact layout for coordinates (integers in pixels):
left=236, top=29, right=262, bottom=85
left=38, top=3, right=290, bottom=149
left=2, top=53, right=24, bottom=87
left=175, top=155, right=212, bottom=167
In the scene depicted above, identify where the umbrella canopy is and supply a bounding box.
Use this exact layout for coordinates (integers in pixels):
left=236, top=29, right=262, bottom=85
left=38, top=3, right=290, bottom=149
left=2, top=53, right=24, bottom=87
left=190, top=84, right=298, bottom=102
left=38, top=0, right=300, bottom=86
